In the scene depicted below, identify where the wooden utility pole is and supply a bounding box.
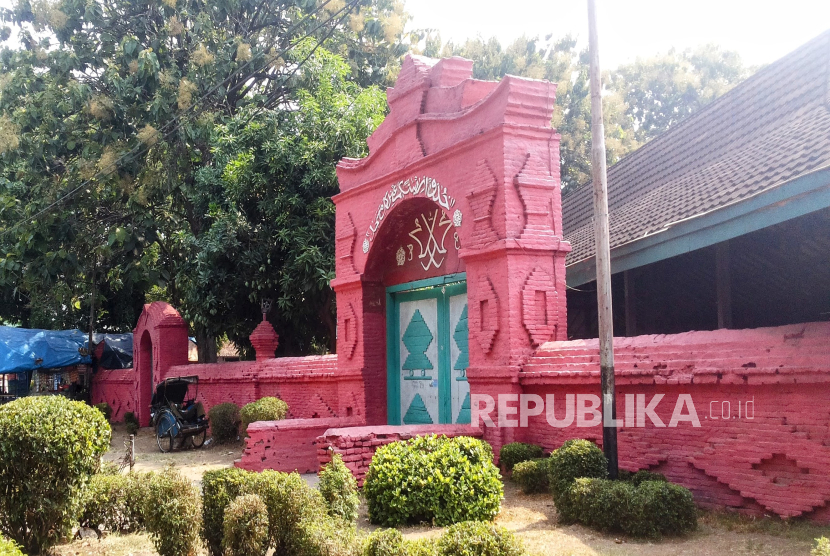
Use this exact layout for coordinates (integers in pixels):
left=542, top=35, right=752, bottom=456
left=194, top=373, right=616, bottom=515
left=587, top=0, right=619, bottom=479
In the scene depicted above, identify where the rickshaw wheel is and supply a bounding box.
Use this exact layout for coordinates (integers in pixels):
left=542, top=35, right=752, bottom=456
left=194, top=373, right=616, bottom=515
left=191, top=429, right=206, bottom=448
left=157, top=430, right=174, bottom=453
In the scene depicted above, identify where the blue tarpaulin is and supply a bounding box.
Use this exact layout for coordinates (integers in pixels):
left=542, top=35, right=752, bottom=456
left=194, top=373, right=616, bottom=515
left=0, top=326, right=92, bottom=374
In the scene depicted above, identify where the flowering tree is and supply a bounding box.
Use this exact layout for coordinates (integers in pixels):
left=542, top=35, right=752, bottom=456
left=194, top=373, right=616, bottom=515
left=0, top=0, right=403, bottom=357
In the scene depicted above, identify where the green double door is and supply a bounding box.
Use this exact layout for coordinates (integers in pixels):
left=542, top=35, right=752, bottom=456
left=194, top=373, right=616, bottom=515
left=387, top=278, right=470, bottom=425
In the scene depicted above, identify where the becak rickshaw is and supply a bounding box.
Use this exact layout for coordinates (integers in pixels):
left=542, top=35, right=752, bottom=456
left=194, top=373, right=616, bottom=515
left=150, top=376, right=208, bottom=452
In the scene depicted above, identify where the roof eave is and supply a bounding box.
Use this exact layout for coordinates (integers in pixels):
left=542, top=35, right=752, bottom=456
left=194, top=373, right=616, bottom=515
left=565, top=164, right=830, bottom=287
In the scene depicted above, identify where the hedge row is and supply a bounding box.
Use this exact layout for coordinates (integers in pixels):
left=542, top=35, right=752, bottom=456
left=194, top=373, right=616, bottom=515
left=363, top=435, right=503, bottom=527
left=363, top=521, right=524, bottom=556
left=80, top=467, right=201, bottom=556
left=549, top=439, right=697, bottom=538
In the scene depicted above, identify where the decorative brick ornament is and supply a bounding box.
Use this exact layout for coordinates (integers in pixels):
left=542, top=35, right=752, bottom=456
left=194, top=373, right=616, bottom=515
left=466, top=160, right=499, bottom=249
left=521, top=267, right=559, bottom=346
left=335, top=212, right=358, bottom=274
left=341, top=302, right=358, bottom=359
left=470, top=276, right=499, bottom=353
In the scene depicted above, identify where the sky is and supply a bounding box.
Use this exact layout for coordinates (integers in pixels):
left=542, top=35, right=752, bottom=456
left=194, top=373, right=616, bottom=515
left=406, top=0, right=830, bottom=69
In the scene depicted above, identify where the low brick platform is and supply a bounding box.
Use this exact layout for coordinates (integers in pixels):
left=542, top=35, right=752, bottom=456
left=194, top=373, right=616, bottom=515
left=316, top=424, right=483, bottom=484
left=237, top=417, right=364, bottom=473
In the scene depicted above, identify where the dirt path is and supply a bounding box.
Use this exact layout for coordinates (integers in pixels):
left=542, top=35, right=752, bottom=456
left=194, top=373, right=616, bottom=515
left=102, top=423, right=241, bottom=482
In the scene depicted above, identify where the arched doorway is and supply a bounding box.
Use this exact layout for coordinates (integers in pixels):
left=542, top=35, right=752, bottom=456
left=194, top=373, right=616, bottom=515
left=363, top=198, right=470, bottom=425
left=137, top=330, right=153, bottom=426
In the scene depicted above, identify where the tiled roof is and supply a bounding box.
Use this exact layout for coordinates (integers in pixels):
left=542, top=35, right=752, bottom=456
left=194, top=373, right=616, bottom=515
left=562, top=30, right=830, bottom=267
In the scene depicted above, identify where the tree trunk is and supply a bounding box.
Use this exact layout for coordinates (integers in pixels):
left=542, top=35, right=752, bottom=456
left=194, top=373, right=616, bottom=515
left=195, top=326, right=217, bottom=363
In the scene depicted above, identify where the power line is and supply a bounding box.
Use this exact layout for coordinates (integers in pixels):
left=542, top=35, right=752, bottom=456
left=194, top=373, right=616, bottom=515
left=1, top=0, right=361, bottom=239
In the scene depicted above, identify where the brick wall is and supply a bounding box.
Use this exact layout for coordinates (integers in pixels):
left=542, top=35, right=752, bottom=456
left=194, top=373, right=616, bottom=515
left=238, top=417, right=364, bottom=473
left=515, top=322, right=830, bottom=522
left=90, top=368, right=135, bottom=422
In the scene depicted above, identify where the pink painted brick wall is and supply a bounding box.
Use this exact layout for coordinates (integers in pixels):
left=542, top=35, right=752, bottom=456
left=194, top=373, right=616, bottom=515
left=516, top=322, right=830, bottom=522
left=238, top=417, right=364, bottom=473
left=90, top=368, right=136, bottom=422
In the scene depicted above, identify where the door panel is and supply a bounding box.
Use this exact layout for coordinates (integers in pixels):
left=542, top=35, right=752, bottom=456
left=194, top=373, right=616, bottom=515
left=399, top=298, right=439, bottom=425
left=449, top=293, right=470, bottom=424
left=388, top=279, right=468, bottom=425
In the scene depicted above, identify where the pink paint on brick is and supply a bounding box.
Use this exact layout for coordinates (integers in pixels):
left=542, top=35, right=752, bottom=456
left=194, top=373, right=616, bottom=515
left=238, top=417, right=364, bottom=473
left=519, top=322, right=830, bottom=521
left=88, top=54, right=830, bottom=523
left=90, top=368, right=135, bottom=422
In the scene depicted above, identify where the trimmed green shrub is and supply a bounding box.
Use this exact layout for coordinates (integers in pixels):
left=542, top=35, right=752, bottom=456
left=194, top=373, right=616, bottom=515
left=624, top=480, right=697, bottom=538
left=498, top=443, right=543, bottom=473
left=814, top=537, right=830, bottom=556
left=364, top=435, right=503, bottom=527
left=124, top=411, right=140, bottom=435
left=293, top=515, right=359, bottom=556
left=203, top=468, right=256, bottom=556
left=436, top=521, right=524, bottom=556
left=0, top=537, right=23, bottom=556
left=319, top=453, right=360, bottom=522
left=202, top=467, right=335, bottom=556
left=566, top=478, right=634, bottom=531
left=363, top=529, right=404, bottom=556
left=240, top=397, right=289, bottom=434
left=0, top=396, right=110, bottom=555
left=561, top=477, right=696, bottom=538
left=511, top=458, right=551, bottom=494
left=79, top=472, right=145, bottom=532
left=618, top=469, right=667, bottom=486
left=209, top=402, right=241, bottom=444
left=256, top=470, right=330, bottom=554
left=223, top=494, right=269, bottom=556
left=141, top=468, right=202, bottom=556
left=548, top=438, right=607, bottom=515
left=94, top=401, right=112, bottom=421
left=405, top=539, right=438, bottom=556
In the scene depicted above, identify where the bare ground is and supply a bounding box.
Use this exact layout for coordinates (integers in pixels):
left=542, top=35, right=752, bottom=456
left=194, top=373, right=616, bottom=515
left=101, top=423, right=241, bottom=483
left=52, top=426, right=829, bottom=556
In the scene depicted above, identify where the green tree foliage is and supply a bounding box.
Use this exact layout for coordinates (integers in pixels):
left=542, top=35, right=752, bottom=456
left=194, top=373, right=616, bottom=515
left=0, top=0, right=399, bottom=356
left=413, top=33, right=750, bottom=193
left=609, top=45, right=752, bottom=143
left=178, top=47, right=385, bottom=353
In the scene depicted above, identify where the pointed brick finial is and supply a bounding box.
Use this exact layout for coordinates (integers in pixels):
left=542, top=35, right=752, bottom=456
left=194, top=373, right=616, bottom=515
left=250, top=313, right=279, bottom=361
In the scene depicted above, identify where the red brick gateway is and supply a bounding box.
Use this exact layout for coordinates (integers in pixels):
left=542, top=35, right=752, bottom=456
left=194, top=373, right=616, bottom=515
left=92, top=54, right=830, bottom=522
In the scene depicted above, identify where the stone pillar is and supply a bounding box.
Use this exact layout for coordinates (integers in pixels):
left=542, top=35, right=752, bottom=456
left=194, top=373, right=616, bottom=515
left=461, top=133, right=570, bottom=457
left=332, top=276, right=387, bottom=425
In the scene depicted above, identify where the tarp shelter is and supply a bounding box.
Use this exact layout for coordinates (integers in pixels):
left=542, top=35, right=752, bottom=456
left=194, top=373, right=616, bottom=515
left=0, top=326, right=92, bottom=374
left=92, top=333, right=133, bottom=370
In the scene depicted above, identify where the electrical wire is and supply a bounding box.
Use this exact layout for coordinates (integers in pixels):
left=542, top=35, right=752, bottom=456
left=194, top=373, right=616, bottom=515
left=0, top=0, right=361, bottom=239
